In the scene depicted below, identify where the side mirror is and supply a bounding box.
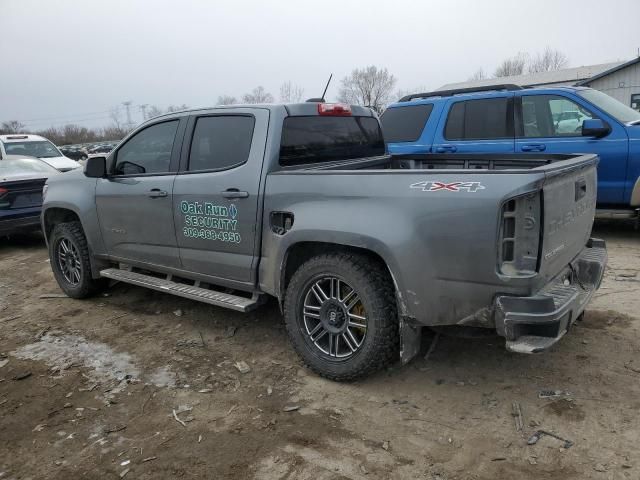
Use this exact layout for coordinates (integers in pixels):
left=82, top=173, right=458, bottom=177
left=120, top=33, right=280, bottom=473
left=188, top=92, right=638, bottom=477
left=84, top=156, right=106, bottom=178
left=582, top=118, right=610, bottom=138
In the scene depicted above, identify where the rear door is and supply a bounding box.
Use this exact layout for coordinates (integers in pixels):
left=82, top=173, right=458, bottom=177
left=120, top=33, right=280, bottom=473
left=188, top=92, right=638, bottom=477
left=432, top=94, right=515, bottom=154
left=515, top=92, right=628, bottom=204
left=172, top=109, right=269, bottom=286
left=95, top=118, right=185, bottom=268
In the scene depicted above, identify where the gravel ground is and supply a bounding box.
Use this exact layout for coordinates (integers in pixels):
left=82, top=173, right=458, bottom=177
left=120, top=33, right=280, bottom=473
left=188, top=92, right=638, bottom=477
left=0, top=221, right=638, bottom=480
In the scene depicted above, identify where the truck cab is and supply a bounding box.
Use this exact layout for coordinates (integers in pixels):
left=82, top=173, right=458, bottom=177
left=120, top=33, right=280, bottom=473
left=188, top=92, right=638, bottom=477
left=382, top=85, right=640, bottom=217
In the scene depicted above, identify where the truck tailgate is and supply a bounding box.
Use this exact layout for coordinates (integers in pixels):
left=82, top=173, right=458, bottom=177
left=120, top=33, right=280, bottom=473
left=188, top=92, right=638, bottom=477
left=537, top=155, right=598, bottom=284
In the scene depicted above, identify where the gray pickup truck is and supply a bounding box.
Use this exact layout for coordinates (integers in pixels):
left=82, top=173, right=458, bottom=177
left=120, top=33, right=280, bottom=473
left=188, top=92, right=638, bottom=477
left=41, top=102, right=607, bottom=381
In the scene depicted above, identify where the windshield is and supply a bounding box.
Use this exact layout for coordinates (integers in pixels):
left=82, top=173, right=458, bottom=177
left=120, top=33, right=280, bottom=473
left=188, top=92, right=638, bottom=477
left=578, top=89, right=640, bottom=124
left=0, top=158, right=58, bottom=175
left=3, top=140, right=62, bottom=158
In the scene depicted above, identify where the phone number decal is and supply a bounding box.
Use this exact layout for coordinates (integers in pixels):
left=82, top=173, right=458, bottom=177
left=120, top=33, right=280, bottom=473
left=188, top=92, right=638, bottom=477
left=183, top=227, right=242, bottom=243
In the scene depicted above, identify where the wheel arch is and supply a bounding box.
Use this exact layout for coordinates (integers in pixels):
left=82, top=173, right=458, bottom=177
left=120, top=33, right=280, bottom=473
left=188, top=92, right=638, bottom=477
left=42, top=207, right=82, bottom=243
left=279, top=241, right=406, bottom=315
left=43, top=206, right=108, bottom=279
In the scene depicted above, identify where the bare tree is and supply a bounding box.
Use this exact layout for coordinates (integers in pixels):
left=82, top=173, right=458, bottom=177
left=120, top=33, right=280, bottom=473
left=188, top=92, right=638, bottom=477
left=217, top=95, right=237, bottom=105
left=279, top=81, right=305, bottom=103
left=394, top=85, right=430, bottom=102
left=61, top=124, right=98, bottom=144
left=468, top=68, right=487, bottom=81
left=0, top=120, right=27, bottom=134
left=27, top=123, right=130, bottom=145
left=242, top=86, right=274, bottom=104
left=337, top=66, right=397, bottom=114
left=528, top=47, right=568, bottom=74
left=166, top=104, right=189, bottom=113
left=101, top=125, right=130, bottom=140
left=494, top=53, right=527, bottom=77
left=146, top=105, right=164, bottom=119
left=109, top=106, right=123, bottom=129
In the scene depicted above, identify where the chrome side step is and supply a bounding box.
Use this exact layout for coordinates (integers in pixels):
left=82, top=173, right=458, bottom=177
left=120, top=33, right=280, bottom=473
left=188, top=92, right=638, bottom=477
left=100, top=268, right=260, bottom=312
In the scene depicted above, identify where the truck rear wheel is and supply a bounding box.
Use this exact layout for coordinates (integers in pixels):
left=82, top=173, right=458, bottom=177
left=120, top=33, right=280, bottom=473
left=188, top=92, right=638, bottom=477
left=49, top=221, right=106, bottom=298
left=284, top=253, right=399, bottom=381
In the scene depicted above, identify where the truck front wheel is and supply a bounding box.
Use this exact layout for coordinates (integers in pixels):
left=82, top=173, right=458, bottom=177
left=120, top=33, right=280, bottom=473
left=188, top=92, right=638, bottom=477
left=284, top=253, right=399, bottom=381
left=49, top=221, right=106, bottom=298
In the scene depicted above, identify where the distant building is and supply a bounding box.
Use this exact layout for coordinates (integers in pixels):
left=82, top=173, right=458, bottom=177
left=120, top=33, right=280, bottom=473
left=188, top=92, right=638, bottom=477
left=438, top=58, right=640, bottom=112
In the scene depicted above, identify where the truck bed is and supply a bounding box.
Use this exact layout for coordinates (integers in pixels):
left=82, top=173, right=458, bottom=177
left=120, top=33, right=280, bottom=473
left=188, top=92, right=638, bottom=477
left=264, top=152, right=598, bottom=330
left=290, top=153, right=592, bottom=172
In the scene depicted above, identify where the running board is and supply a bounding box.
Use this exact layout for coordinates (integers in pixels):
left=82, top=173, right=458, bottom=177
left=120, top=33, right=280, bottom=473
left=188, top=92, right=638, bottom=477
left=99, top=268, right=260, bottom=312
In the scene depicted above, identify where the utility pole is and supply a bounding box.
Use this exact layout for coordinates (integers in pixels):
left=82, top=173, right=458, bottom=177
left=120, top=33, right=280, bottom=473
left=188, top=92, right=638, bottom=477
left=122, top=101, right=133, bottom=129
left=139, top=104, right=148, bottom=121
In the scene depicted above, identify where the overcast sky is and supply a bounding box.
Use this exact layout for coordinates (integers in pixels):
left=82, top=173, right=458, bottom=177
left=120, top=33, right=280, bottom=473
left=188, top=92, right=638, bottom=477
left=2, top=0, right=638, bottom=130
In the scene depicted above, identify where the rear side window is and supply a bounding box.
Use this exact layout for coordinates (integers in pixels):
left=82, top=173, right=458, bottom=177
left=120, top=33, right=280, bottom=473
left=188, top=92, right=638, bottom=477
left=279, top=116, right=385, bottom=167
left=188, top=115, right=255, bottom=171
left=380, top=104, right=433, bottom=142
left=444, top=98, right=513, bottom=140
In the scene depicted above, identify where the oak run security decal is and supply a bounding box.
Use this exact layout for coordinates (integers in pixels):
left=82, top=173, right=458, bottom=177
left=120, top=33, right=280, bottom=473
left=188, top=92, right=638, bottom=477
left=410, top=181, right=485, bottom=192
left=180, top=200, right=241, bottom=243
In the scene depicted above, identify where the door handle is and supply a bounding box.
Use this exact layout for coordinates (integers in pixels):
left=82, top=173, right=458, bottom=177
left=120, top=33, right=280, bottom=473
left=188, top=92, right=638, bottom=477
left=221, top=189, right=249, bottom=199
left=148, top=189, right=168, bottom=198
left=435, top=145, right=458, bottom=153
left=521, top=144, right=546, bottom=152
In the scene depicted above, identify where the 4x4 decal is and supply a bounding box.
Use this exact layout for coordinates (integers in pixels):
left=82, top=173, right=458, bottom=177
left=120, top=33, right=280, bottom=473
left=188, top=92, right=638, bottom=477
left=410, top=181, right=486, bottom=192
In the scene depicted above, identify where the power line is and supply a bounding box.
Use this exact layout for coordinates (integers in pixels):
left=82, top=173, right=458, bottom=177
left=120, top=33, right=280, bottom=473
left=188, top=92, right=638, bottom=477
left=22, top=114, right=115, bottom=128
left=122, top=101, right=133, bottom=129
left=15, top=109, right=114, bottom=123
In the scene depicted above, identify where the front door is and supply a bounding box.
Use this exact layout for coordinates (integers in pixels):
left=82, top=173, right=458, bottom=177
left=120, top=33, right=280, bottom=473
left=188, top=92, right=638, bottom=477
left=515, top=93, right=629, bottom=205
left=96, top=119, right=184, bottom=268
left=172, top=109, right=269, bottom=285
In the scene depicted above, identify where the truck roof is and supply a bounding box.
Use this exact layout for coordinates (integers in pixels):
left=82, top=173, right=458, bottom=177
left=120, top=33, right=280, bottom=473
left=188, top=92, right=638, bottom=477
left=389, top=85, right=592, bottom=107
left=144, top=102, right=376, bottom=124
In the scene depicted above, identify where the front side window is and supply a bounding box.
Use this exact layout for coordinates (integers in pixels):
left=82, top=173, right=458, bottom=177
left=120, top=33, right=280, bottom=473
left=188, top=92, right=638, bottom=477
left=444, top=97, right=512, bottom=140
left=188, top=116, right=255, bottom=171
left=521, top=95, right=594, bottom=138
left=114, top=120, right=179, bottom=175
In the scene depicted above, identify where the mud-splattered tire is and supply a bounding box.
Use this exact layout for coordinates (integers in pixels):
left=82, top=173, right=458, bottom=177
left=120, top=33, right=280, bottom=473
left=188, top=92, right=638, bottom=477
left=49, top=221, right=106, bottom=298
left=284, top=253, right=399, bottom=381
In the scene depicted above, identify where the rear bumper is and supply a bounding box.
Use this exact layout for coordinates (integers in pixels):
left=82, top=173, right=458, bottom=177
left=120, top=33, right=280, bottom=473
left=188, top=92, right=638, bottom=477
left=0, top=214, right=41, bottom=236
left=495, top=238, right=607, bottom=353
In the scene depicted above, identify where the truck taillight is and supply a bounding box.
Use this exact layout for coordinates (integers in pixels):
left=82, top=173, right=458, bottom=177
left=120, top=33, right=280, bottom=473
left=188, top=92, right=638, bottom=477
left=498, top=191, right=542, bottom=276
left=317, top=103, right=352, bottom=116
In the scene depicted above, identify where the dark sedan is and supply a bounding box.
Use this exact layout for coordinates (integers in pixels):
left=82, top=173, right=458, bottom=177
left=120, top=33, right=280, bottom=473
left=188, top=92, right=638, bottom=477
left=0, top=155, right=59, bottom=236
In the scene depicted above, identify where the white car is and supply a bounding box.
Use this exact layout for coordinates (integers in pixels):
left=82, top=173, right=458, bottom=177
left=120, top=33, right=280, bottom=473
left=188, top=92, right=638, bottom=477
left=0, top=134, right=80, bottom=172
left=555, top=111, right=591, bottom=135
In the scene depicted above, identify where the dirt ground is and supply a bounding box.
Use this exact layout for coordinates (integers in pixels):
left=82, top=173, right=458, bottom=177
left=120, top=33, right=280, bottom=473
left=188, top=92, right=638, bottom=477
left=0, top=221, right=639, bottom=480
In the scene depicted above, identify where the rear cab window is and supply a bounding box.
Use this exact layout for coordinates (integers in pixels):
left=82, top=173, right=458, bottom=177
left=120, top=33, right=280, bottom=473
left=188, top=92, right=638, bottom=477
left=279, top=116, right=385, bottom=167
left=381, top=104, right=433, bottom=142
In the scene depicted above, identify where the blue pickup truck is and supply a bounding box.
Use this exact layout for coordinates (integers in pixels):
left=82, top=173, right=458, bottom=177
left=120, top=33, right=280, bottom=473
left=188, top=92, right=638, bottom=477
left=381, top=84, right=640, bottom=219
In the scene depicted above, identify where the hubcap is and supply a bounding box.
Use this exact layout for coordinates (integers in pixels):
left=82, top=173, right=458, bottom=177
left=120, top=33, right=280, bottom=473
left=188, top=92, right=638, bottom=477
left=301, top=276, right=367, bottom=359
left=56, top=238, right=82, bottom=286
